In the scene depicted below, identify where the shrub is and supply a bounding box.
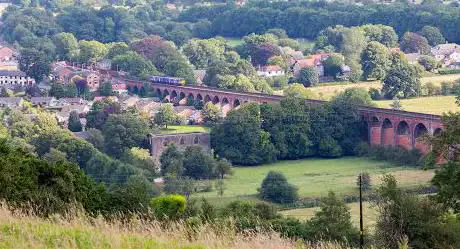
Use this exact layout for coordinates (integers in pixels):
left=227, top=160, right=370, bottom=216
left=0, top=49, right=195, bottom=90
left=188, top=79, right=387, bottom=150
left=369, top=87, right=382, bottom=100
left=357, top=172, right=371, bottom=191
left=438, top=68, right=460, bottom=75
left=422, top=82, right=441, bottom=96
left=258, top=171, right=298, bottom=204
left=150, top=195, right=186, bottom=220
left=440, top=81, right=453, bottom=95
left=298, top=67, right=319, bottom=87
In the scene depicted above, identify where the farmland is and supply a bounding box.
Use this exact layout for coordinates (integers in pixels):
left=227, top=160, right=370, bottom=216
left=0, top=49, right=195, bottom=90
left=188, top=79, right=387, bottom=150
left=158, top=125, right=209, bottom=134
left=195, top=157, right=434, bottom=203
left=374, top=95, right=460, bottom=114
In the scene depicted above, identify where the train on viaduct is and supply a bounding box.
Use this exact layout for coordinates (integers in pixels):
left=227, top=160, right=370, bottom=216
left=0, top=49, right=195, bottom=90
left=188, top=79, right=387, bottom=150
left=125, top=79, right=443, bottom=154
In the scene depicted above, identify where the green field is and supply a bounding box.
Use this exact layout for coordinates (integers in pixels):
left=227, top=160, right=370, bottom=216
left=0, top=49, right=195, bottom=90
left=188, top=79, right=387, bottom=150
left=224, top=37, right=244, bottom=47
left=195, top=157, right=434, bottom=201
left=375, top=95, right=460, bottom=115
left=280, top=202, right=379, bottom=230
left=159, top=125, right=209, bottom=134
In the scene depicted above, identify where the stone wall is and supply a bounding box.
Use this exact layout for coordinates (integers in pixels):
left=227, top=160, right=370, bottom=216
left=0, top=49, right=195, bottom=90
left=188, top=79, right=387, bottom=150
left=149, top=132, right=211, bottom=162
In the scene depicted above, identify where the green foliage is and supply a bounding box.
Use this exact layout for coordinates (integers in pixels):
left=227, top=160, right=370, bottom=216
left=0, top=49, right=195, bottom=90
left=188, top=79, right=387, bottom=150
left=298, top=67, right=319, bottom=87
left=19, top=48, right=51, bottom=82
left=400, top=32, right=430, bottom=55
left=54, top=32, right=79, bottom=60
left=150, top=195, right=186, bottom=220
left=258, top=171, right=298, bottom=204
left=86, top=99, right=122, bottom=130
left=182, top=38, right=226, bottom=69
left=382, top=61, right=422, bottom=99
left=361, top=41, right=390, bottom=80
left=438, top=68, right=460, bottom=75
left=201, top=102, right=221, bottom=126
left=375, top=174, right=456, bottom=249
left=357, top=172, right=371, bottom=191
left=98, top=82, right=113, bottom=96
left=152, top=104, right=177, bottom=129
left=78, top=40, right=108, bottom=64
left=102, top=113, right=150, bottom=158
left=322, top=53, right=344, bottom=77
left=308, top=192, right=359, bottom=243
left=419, top=26, right=445, bottom=46
left=211, top=103, right=277, bottom=165
left=418, top=55, right=439, bottom=72
left=160, top=144, right=184, bottom=176
left=360, top=24, right=398, bottom=47
left=68, top=111, right=82, bottom=132
left=283, top=83, right=317, bottom=99
left=333, top=87, right=375, bottom=106
left=182, top=146, right=217, bottom=180
left=355, top=142, right=422, bottom=167
left=111, top=51, right=158, bottom=79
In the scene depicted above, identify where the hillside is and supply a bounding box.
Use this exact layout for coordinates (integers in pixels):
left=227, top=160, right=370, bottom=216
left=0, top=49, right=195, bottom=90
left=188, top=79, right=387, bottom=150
left=0, top=207, right=348, bottom=249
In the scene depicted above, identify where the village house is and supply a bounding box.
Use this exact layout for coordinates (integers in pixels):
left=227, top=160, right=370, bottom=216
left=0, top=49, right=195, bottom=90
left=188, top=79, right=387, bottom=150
left=431, top=43, right=460, bottom=66
left=0, top=61, right=18, bottom=71
left=111, top=80, right=128, bottom=95
left=0, top=70, right=35, bottom=87
left=0, top=47, right=15, bottom=62
left=257, top=65, right=285, bottom=77
left=0, top=97, right=23, bottom=108
left=59, top=97, right=86, bottom=106
left=30, top=97, right=57, bottom=107
left=53, top=65, right=75, bottom=84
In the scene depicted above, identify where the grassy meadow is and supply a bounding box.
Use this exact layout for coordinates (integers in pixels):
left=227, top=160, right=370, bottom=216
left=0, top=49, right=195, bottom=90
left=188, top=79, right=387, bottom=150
left=280, top=202, right=379, bottom=230
left=0, top=207, right=333, bottom=249
left=159, top=125, right=209, bottom=134
left=374, top=95, right=460, bottom=114
left=195, top=157, right=434, bottom=202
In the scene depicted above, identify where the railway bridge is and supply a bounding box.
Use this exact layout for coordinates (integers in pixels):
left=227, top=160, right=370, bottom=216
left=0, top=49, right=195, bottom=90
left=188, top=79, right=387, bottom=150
left=125, top=80, right=444, bottom=152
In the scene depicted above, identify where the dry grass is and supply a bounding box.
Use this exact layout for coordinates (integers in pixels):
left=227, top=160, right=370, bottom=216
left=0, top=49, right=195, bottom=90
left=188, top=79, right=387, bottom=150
left=374, top=96, right=460, bottom=115
left=0, top=206, right=352, bottom=249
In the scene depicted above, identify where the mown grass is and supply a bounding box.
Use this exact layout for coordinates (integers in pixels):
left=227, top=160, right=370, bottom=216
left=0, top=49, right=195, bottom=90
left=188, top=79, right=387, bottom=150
left=194, top=157, right=434, bottom=201
left=0, top=207, right=350, bottom=249
left=280, top=202, right=379, bottom=230
left=159, top=125, right=210, bottom=134
left=374, top=96, right=460, bottom=115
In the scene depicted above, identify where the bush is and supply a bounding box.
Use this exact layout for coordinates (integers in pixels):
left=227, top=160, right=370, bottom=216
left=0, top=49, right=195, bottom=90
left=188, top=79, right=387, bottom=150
left=438, top=68, right=460, bottom=75
left=369, top=87, right=382, bottom=100
left=258, top=171, right=298, bottom=204
left=422, top=82, right=441, bottom=96
left=150, top=195, right=186, bottom=220
left=298, top=67, right=319, bottom=87
left=355, top=143, right=423, bottom=167
left=441, top=81, right=453, bottom=95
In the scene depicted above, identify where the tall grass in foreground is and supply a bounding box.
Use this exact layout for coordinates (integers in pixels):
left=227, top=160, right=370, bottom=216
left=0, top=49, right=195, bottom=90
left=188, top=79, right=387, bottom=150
left=0, top=206, right=353, bottom=249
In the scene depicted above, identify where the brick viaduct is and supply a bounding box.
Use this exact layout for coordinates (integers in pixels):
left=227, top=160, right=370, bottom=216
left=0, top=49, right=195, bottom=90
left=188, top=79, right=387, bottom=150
left=126, top=81, right=443, bottom=153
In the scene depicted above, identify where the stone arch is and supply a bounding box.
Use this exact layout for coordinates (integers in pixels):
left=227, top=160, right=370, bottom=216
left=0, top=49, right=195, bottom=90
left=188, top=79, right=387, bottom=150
left=361, top=121, right=370, bottom=143
left=179, top=92, right=186, bottom=100
left=381, top=118, right=394, bottom=146
left=194, top=136, right=199, bottom=144
left=414, top=123, right=428, bottom=139
left=196, top=94, right=203, bottom=102
left=127, top=85, right=132, bottom=93
left=233, top=99, right=241, bottom=107
left=222, top=97, right=229, bottom=105
left=371, top=116, right=379, bottom=125
left=133, top=86, right=139, bottom=94
left=212, top=95, right=220, bottom=104
left=414, top=123, right=429, bottom=153
left=396, top=121, right=411, bottom=149
left=204, top=95, right=211, bottom=103
left=171, top=90, right=178, bottom=99
left=179, top=137, right=185, bottom=145
left=156, top=88, right=162, bottom=98
left=433, top=128, right=443, bottom=136
left=163, top=89, right=170, bottom=98
left=397, top=121, right=410, bottom=135
left=187, top=93, right=194, bottom=106
left=369, top=116, right=381, bottom=145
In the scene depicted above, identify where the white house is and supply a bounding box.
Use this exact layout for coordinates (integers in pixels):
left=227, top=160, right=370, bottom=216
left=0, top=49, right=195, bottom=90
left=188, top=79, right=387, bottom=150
left=257, top=65, right=285, bottom=77
left=0, top=70, right=35, bottom=87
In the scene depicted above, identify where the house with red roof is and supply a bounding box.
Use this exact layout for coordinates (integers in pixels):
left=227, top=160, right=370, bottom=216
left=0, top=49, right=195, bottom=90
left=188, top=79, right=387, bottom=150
left=292, top=53, right=329, bottom=78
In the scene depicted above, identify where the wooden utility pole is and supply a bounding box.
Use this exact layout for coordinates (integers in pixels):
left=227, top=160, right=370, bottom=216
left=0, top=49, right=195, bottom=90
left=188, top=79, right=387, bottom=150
left=359, top=174, right=364, bottom=249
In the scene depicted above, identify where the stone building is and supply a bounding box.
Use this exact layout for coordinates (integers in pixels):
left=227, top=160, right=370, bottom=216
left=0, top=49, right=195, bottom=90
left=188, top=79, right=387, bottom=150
left=149, top=132, right=210, bottom=162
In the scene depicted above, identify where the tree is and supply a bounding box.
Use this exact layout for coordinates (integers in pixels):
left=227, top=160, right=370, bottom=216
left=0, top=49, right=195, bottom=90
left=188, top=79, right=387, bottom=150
left=182, top=145, right=216, bottom=180
left=78, top=40, right=108, bottom=64
left=68, top=111, right=82, bottom=132
left=106, top=42, right=130, bottom=59
left=390, top=97, right=403, bottom=110
left=333, top=87, right=374, bottom=106
left=419, top=26, right=445, bottom=46
left=152, top=104, right=176, bottom=129
left=215, top=158, right=232, bottom=179
left=217, top=74, right=255, bottom=92
left=417, top=55, right=439, bottom=72
left=111, top=51, right=158, bottom=79
left=361, top=24, right=398, bottom=48
left=400, top=32, right=430, bottom=55
left=308, top=192, right=359, bottom=243
left=361, top=41, right=390, bottom=80
left=182, top=38, right=226, bottom=68
left=375, top=174, right=453, bottom=249
left=0, top=87, right=12, bottom=97
left=98, top=82, right=113, bottom=96
left=64, top=82, right=77, bottom=97
left=215, top=179, right=225, bottom=197
left=322, top=53, right=344, bottom=77
left=211, top=103, right=277, bottom=165
left=382, top=63, right=422, bottom=99
left=432, top=161, right=460, bottom=213
left=85, top=128, right=104, bottom=151
left=266, top=28, right=288, bottom=39
left=298, top=67, right=319, bottom=87
left=258, top=171, right=298, bottom=204
left=103, top=113, right=150, bottom=158
left=160, top=143, right=184, bottom=176
left=283, top=83, right=317, bottom=99
left=201, top=102, right=221, bottom=126
left=86, top=99, right=122, bottom=130
left=54, top=32, right=79, bottom=61
left=163, top=59, right=196, bottom=84
left=249, top=42, right=281, bottom=66
left=19, top=48, right=51, bottom=82
left=150, top=195, right=186, bottom=220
